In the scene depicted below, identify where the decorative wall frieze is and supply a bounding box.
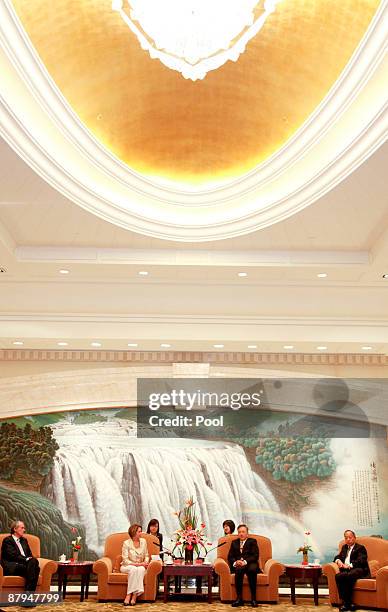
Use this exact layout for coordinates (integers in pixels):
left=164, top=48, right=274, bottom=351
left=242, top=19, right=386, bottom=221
left=0, top=349, right=387, bottom=366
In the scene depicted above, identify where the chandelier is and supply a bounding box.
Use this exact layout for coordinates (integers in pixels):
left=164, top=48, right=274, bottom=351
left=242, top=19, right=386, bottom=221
left=112, top=0, right=282, bottom=81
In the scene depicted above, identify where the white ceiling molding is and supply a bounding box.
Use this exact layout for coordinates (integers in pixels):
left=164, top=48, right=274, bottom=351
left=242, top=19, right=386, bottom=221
left=0, top=1, right=387, bottom=241
left=0, top=314, right=387, bottom=348
left=1, top=313, right=388, bottom=326
left=15, top=246, right=369, bottom=267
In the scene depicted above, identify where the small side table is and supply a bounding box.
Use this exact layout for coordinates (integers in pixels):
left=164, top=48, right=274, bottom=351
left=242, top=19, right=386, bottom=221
left=284, top=564, right=322, bottom=606
left=57, top=561, right=94, bottom=602
left=163, top=562, right=213, bottom=603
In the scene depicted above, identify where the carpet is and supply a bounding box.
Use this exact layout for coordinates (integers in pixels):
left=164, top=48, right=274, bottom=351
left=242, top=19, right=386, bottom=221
left=3, top=599, right=376, bottom=612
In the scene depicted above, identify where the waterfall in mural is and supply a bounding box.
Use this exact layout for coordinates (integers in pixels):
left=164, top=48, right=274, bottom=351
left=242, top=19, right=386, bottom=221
left=42, top=420, right=287, bottom=556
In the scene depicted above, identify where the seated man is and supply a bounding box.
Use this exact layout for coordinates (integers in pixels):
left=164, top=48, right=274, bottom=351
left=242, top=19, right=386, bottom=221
left=334, top=529, right=370, bottom=612
left=228, top=523, right=260, bottom=608
left=1, top=520, right=40, bottom=593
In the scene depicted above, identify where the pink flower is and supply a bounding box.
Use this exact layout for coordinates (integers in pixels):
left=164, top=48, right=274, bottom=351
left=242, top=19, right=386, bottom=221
left=200, top=523, right=206, bottom=529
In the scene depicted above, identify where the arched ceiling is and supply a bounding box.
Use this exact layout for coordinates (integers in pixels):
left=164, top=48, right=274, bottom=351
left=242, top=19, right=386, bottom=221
left=13, top=0, right=379, bottom=184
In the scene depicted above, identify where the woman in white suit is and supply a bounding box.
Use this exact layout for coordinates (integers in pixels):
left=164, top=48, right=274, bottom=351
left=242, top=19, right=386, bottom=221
left=120, top=524, right=149, bottom=606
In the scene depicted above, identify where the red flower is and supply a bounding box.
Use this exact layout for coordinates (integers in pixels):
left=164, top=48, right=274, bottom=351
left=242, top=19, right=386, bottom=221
left=187, top=545, right=193, bottom=550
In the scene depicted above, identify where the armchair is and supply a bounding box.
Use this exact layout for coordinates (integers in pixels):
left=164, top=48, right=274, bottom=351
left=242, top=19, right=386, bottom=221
left=323, top=536, right=388, bottom=610
left=214, top=534, right=284, bottom=603
left=0, top=533, right=57, bottom=594
left=93, top=532, right=162, bottom=602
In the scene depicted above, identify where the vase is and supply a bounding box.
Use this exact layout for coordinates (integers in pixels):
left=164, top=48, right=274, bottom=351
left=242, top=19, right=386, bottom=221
left=72, top=550, right=79, bottom=562
left=184, top=547, right=194, bottom=564
left=302, top=552, right=308, bottom=565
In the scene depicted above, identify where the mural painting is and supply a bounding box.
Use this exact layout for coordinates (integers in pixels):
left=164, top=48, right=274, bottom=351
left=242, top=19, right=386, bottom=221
left=0, top=405, right=386, bottom=564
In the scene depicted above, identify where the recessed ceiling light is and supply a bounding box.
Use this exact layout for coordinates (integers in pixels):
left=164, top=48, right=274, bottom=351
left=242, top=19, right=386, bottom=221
left=362, top=346, right=373, bottom=350
left=161, top=343, right=171, bottom=348
left=382, top=274, right=388, bottom=279
left=213, top=344, right=224, bottom=348
left=247, top=345, right=257, bottom=349
left=283, top=345, right=294, bottom=349
left=91, top=342, right=102, bottom=347
left=317, top=346, right=327, bottom=350
left=127, top=343, right=138, bottom=348
left=138, top=271, right=149, bottom=276
left=238, top=272, right=248, bottom=277
left=13, top=341, right=24, bottom=346
left=317, top=273, right=327, bottom=278
left=59, top=269, right=70, bottom=274
left=57, top=342, right=68, bottom=346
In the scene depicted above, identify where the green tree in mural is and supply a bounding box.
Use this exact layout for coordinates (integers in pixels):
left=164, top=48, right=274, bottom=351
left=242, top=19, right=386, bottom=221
left=0, top=422, right=59, bottom=484
left=255, top=436, right=336, bottom=483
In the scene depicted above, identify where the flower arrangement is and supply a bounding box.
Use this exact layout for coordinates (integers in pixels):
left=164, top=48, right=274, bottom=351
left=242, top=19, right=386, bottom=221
left=297, top=529, right=312, bottom=563
left=171, top=496, right=209, bottom=560
left=70, top=527, right=82, bottom=559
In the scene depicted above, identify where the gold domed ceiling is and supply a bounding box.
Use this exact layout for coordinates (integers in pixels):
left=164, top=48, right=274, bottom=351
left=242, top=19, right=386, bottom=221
left=13, top=0, right=379, bottom=185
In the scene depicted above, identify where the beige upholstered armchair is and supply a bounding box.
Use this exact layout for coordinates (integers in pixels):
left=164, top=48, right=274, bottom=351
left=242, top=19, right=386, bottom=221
left=93, top=532, right=162, bottom=602
left=0, top=533, right=57, bottom=594
left=214, top=534, right=284, bottom=603
left=323, top=536, right=388, bottom=610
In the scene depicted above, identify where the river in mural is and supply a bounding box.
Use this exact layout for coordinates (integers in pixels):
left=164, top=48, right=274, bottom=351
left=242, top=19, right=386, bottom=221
left=42, top=417, right=387, bottom=562
left=42, top=419, right=290, bottom=558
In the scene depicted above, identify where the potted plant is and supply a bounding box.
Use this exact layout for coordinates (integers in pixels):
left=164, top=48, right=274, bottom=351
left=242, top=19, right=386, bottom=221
left=171, top=496, right=209, bottom=563
left=70, top=527, right=82, bottom=562
left=297, top=530, right=313, bottom=564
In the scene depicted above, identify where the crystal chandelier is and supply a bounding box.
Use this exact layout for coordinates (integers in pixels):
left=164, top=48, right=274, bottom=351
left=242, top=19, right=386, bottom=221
left=112, top=0, right=282, bottom=81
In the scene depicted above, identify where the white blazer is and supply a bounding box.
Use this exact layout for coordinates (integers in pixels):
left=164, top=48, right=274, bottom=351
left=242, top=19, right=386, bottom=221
left=121, top=537, right=149, bottom=566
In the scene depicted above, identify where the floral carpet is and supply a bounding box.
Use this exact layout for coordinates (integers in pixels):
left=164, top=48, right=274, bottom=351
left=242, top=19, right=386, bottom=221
left=3, top=599, right=376, bottom=612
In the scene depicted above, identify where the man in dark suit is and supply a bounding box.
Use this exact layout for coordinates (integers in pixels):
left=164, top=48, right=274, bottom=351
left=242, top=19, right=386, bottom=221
left=334, top=529, right=370, bottom=612
left=228, top=524, right=261, bottom=608
left=1, top=520, right=40, bottom=592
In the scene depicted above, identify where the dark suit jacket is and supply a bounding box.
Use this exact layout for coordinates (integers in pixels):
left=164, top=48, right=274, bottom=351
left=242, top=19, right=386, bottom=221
left=334, top=543, right=370, bottom=576
left=1, top=535, right=33, bottom=574
left=152, top=533, right=163, bottom=559
left=228, top=537, right=261, bottom=572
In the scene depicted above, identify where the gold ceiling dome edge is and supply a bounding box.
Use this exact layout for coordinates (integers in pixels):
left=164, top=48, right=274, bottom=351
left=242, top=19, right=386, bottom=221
left=0, top=1, right=387, bottom=241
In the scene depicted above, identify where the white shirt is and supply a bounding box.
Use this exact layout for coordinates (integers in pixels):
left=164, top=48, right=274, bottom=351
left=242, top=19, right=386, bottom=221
left=344, top=545, right=354, bottom=567
left=12, top=535, right=26, bottom=557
